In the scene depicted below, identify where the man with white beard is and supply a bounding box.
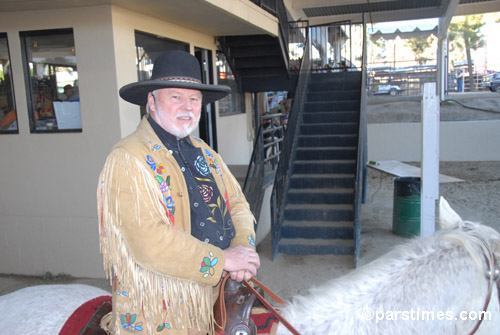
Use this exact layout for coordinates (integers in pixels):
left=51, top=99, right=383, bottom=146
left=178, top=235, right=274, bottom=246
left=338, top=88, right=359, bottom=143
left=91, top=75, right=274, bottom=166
left=97, top=50, right=260, bottom=335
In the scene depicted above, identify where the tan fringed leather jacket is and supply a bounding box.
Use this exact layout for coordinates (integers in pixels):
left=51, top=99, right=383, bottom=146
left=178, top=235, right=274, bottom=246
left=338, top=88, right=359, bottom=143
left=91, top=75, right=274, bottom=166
left=97, top=117, right=256, bottom=335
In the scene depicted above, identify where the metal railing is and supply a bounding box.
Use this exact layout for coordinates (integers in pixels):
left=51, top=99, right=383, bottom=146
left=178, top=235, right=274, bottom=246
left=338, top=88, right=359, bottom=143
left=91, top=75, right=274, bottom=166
left=243, top=123, right=266, bottom=221
left=262, top=112, right=286, bottom=170
left=250, top=0, right=289, bottom=69
left=353, top=14, right=369, bottom=268
left=289, top=20, right=309, bottom=72
left=243, top=108, right=286, bottom=222
left=250, top=0, right=277, bottom=15
left=270, top=31, right=311, bottom=259
left=309, top=21, right=364, bottom=72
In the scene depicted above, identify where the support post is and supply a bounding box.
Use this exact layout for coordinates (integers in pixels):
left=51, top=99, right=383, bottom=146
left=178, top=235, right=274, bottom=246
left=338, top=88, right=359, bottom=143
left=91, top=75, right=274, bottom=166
left=421, top=82, right=440, bottom=236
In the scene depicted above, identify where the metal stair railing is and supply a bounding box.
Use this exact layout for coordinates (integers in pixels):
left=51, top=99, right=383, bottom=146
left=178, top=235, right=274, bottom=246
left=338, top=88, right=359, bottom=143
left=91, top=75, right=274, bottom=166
left=243, top=111, right=286, bottom=221
left=243, top=123, right=265, bottom=222
left=276, top=0, right=290, bottom=70
left=270, top=31, right=311, bottom=259
left=262, top=112, right=286, bottom=170
left=353, top=14, right=369, bottom=268
left=249, top=0, right=289, bottom=70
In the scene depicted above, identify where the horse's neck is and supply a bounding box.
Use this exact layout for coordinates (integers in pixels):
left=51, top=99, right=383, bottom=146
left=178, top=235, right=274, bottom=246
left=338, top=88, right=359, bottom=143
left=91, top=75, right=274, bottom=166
left=278, top=238, right=490, bottom=335
left=368, top=244, right=486, bottom=311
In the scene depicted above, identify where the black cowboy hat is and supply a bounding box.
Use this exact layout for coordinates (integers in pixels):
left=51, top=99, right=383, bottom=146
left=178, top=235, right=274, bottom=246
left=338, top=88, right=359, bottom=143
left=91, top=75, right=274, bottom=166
left=119, top=50, right=231, bottom=106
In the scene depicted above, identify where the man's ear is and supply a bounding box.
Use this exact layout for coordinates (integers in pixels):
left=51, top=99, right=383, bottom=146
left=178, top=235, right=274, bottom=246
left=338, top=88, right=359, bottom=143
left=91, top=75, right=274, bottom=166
left=147, top=92, right=156, bottom=113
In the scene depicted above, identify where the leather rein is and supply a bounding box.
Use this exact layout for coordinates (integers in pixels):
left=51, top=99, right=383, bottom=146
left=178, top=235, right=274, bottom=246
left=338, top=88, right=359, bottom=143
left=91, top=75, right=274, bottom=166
left=242, top=277, right=301, bottom=335
left=468, top=244, right=500, bottom=335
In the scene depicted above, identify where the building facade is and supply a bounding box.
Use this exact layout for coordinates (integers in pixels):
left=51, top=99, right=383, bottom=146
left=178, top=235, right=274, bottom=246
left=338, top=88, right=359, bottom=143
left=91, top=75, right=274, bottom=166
left=0, top=3, right=275, bottom=277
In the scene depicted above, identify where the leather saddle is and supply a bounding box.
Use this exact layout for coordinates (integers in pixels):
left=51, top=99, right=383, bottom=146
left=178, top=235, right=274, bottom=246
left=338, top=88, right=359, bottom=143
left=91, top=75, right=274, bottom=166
left=214, top=275, right=258, bottom=335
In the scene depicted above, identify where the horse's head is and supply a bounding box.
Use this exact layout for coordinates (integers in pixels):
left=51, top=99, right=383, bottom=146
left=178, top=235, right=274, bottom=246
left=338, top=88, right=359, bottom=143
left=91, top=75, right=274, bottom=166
left=438, top=196, right=500, bottom=275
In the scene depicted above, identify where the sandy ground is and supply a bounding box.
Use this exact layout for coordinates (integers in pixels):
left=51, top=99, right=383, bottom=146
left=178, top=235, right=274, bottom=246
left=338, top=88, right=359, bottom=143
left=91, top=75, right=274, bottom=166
left=368, top=91, right=500, bottom=123
left=1, top=92, right=499, bottom=304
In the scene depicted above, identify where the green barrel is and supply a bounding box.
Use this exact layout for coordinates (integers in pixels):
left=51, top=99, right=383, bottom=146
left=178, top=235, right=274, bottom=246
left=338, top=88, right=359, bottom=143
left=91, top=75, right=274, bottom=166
left=392, top=177, right=421, bottom=238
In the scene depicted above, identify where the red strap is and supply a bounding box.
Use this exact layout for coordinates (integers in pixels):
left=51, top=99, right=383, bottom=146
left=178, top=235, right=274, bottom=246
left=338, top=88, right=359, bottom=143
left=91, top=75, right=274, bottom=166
left=250, top=277, right=285, bottom=305
left=243, top=279, right=301, bottom=335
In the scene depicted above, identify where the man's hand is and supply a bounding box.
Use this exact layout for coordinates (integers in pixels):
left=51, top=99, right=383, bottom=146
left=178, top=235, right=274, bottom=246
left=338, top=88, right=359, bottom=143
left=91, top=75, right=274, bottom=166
left=223, top=245, right=260, bottom=282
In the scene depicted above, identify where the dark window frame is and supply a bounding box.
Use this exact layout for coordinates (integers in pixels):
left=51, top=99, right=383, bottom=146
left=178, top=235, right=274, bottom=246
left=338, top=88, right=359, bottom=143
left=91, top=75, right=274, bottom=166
left=20, top=28, right=81, bottom=134
left=0, top=32, right=18, bottom=134
left=216, top=51, right=245, bottom=117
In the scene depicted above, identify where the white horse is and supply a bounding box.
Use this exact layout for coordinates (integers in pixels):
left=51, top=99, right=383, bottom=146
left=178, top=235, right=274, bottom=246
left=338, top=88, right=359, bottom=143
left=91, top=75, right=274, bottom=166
left=1, top=198, right=498, bottom=335
left=0, top=283, right=110, bottom=335
left=277, top=197, right=500, bottom=335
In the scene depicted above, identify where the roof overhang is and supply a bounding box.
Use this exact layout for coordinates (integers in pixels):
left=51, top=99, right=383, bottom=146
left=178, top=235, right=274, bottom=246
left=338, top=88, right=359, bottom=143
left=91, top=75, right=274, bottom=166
left=0, top=0, right=279, bottom=36
left=286, top=0, right=500, bottom=26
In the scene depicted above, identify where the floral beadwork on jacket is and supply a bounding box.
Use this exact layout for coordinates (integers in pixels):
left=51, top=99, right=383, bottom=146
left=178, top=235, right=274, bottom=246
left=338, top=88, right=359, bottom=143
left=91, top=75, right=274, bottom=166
left=146, top=153, right=175, bottom=224
left=157, top=323, right=172, bottom=332
left=200, top=251, right=218, bottom=278
left=248, top=234, right=256, bottom=247
left=121, top=313, right=143, bottom=331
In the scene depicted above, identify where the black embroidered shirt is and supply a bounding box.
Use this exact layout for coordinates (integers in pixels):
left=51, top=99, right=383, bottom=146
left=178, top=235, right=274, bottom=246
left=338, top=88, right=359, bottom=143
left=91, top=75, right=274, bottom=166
left=148, top=117, right=235, bottom=249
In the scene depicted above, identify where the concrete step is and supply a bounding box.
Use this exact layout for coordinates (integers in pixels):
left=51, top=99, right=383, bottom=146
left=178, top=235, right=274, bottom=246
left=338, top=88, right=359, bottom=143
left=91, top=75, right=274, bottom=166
left=287, top=188, right=354, bottom=204
left=284, top=203, right=354, bottom=221
left=305, top=101, right=360, bottom=112
left=278, top=237, right=354, bottom=255
left=281, top=220, right=354, bottom=239
left=310, top=71, right=362, bottom=84
left=307, top=90, right=361, bottom=102
left=302, top=111, right=359, bottom=123
left=290, top=173, right=355, bottom=189
left=293, top=159, right=356, bottom=174
left=300, top=123, right=358, bottom=135
left=295, top=146, right=357, bottom=160
left=298, top=134, right=358, bottom=147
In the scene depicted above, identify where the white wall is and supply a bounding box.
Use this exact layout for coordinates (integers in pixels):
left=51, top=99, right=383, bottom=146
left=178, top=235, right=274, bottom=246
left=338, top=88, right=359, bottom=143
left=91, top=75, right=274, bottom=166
left=368, top=120, right=500, bottom=162
left=0, top=6, right=121, bottom=277
left=217, top=113, right=253, bottom=164
left=256, top=184, right=273, bottom=245
left=216, top=94, right=254, bottom=164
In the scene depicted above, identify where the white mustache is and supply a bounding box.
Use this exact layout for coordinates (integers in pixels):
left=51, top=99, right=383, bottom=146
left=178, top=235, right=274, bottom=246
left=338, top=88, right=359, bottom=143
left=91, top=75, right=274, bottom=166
left=176, top=112, right=195, bottom=119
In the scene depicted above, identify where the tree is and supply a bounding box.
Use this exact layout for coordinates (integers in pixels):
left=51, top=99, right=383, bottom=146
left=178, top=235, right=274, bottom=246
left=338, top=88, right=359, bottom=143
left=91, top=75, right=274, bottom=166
left=370, top=37, right=388, bottom=64
left=448, top=15, right=486, bottom=92
left=406, top=36, right=432, bottom=65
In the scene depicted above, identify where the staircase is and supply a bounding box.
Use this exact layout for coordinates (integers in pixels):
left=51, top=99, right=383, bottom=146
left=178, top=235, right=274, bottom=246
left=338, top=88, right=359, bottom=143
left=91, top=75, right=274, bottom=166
left=217, top=35, right=289, bottom=92
left=277, top=71, right=362, bottom=255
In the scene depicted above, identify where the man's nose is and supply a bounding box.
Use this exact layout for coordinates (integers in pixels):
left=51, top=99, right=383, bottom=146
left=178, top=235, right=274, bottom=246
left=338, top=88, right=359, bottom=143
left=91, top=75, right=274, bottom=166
left=183, top=98, right=193, bottom=110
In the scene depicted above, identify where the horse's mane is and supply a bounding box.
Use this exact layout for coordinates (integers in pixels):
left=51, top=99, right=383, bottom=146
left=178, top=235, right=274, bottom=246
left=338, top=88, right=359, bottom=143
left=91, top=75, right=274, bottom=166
left=436, top=220, right=499, bottom=275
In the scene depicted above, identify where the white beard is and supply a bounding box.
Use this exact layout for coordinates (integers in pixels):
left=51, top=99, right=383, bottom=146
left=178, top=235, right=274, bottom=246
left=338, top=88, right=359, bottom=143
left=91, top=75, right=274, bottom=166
left=164, top=112, right=200, bottom=138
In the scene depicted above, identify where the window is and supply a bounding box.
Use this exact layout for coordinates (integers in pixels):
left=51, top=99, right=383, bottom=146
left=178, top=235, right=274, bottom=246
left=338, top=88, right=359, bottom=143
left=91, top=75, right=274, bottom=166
left=216, top=52, right=244, bottom=116
left=0, top=33, right=18, bottom=134
left=20, top=28, right=81, bottom=133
